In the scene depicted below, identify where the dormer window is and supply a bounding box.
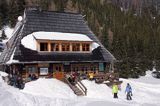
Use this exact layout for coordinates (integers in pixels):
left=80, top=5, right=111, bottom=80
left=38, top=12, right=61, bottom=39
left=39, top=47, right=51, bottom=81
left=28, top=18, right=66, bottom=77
left=51, top=43, right=59, bottom=51
left=55, top=43, right=59, bottom=51
left=62, top=43, right=70, bottom=51
left=72, top=43, right=80, bottom=51
left=82, top=43, right=90, bottom=51
left=40, top=42, right=48, bottom=51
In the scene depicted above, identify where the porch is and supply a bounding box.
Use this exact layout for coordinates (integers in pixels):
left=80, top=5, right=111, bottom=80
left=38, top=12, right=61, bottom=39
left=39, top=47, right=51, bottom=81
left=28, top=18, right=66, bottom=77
left=5, top=62, right=111, bottom=80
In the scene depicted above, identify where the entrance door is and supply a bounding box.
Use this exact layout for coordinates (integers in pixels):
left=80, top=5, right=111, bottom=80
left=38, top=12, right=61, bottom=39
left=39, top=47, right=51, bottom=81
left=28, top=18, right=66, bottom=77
left=64, top=65, right=71, bottom=72
left=53, top=64, right=64, bottom=80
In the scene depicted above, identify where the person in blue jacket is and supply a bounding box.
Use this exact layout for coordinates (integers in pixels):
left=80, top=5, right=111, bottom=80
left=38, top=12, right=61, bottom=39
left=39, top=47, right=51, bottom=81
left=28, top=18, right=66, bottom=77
left=125, top=83, right=132, bottom=100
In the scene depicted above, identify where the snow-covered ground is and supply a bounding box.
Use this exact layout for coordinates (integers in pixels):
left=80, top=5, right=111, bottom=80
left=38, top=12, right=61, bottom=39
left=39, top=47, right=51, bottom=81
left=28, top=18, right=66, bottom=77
left=0, top=70, right=160, bottom=106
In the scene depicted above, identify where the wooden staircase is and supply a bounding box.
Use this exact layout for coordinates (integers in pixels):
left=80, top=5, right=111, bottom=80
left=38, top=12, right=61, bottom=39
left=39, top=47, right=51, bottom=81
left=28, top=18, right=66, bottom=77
left=64, top=78, right=87, bottom=96
left=71, top=85, right=84, bottom=96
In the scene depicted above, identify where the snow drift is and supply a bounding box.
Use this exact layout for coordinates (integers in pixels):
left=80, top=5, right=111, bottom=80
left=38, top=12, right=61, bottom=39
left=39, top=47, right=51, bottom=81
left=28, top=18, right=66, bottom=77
left=22, top=78, right=76, bottom=99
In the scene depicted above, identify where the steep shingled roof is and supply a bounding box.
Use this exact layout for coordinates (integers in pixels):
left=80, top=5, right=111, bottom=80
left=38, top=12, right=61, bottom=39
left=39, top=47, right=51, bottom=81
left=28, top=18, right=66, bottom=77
left=0, top=8, right=115, bottom=64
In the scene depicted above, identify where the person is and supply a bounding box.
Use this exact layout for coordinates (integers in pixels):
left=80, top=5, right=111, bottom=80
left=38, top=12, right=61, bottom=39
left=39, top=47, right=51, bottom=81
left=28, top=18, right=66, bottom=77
left=31, top=74, right=37, bottom=80
left=80, top=72, right=87, bottom=79
left=112, top=83, right=119, bottom=98
left=8, top=74, right=14, bottom=86
left=66, top=73, right=70, bottom=79
left=17, top=75, right=22, bottom=88
left=89, top=72, right=95, bottom=81
left=125, top=83, right=132, bottom=100
left=66, top=73, right=72, bottom=83
left=17, top=75, right=25, bottom=89
left=13, top=73, right=18, bottom=87
left=71, top=73, right=76, bottom=85
left=26, top=74, right=32, bottom=82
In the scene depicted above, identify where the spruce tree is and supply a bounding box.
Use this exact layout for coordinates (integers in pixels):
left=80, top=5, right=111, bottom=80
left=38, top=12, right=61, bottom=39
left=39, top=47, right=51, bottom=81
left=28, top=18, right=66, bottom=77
left=16, top=0, right=25, bottom=14
left=0, top=0, right=9, bottom=26
left=0, top=17, right=2, bottom=29
left=1, top=29, right=7, bottom=40
left=8, top=0, right=19, bottom=27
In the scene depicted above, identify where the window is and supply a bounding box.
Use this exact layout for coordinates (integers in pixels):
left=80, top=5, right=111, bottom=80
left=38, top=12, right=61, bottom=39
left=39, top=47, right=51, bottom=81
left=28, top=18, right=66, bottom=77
left=81, top=66, right=85, bottom=71
left=81, top=66, right=88, bottom=71
left=72, top=43, right=80, bottom=51
left=40, top=68, right=48, bottom=75
left=84, top=67, right=88, bottom=71
left=82, top=43, right=90, bottom=51
left=55, top=43, right=59, bottom=51
left=62, top=43, right=70, bottom=51
left=55, top=66, right=62, bottom=71
left=72, top=67, right=79, bottom=71
left=40, top=43, right=48, bottom=51
left=28, top=66, right=37, bottom=74
left=91, top=66, right=97, bottom=71
left=99, top=63, right=104, bottom=71
left=51, top=43, right=59, bottom=51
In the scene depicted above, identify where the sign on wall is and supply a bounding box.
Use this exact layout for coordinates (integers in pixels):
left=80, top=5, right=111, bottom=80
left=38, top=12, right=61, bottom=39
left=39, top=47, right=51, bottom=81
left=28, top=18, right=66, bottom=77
left=40, top=68, right=48, bottom=75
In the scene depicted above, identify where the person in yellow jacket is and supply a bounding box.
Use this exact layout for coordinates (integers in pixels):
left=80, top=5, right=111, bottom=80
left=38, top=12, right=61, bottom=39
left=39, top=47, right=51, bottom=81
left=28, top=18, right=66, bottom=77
left=112, top=83, right=118, bottom=98
left=89, top=72, right=94, bottom=80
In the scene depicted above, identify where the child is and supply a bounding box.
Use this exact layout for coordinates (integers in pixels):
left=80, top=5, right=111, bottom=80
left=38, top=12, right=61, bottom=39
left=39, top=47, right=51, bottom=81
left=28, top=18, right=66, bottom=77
left=112, top=83, right=119, bottom=98
left=125, top=83, right=132, bottom=100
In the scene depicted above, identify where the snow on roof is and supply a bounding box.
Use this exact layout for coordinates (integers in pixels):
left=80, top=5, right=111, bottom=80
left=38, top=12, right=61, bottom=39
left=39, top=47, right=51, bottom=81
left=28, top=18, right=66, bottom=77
left=33, top=31, right=93, bottom=42
left=21, top=34, right=37, bottom=51
left=21, top=31, right=100, bottom=51
left=5, top=26, right=14, bottom=39
left=0, top=71, right=8, bottom=77
left=6, top=47, right=19, bottom=64
left=91, top=42, right=100, bottom=51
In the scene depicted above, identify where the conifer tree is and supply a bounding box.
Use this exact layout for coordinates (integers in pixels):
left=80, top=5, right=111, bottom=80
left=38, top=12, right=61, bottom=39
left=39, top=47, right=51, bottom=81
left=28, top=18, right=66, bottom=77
left=0, top=0, right=9, bottom=26
left=8, top=0, right=19, bottom=27
left=1, top=29, right=7, bottom=40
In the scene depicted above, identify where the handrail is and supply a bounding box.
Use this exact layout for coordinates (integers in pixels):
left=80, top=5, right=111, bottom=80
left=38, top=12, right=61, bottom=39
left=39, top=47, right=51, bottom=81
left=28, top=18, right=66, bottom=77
left=77, top=80, right=87, bottom=95
left=64, top=78, right=76, bottom=93
left=64, top=76, right=87, bottom=96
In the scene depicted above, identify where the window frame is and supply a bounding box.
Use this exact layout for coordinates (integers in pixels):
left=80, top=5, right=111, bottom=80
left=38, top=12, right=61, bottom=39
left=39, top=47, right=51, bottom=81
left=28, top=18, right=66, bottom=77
left=39, top=42, right=48, bottom=51
left=51, top=43, right=59, bottom=51
left=72, top=43, right=80, bottom=51
left=82, top=43, right=90, bottom=51
left=61, top=43, right=70, bottom=51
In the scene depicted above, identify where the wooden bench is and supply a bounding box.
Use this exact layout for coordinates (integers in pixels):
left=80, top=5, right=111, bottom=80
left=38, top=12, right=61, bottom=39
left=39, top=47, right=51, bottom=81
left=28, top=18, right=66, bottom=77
left=94, top=72, right=120, bottom=84
left=104, top=80, right=123, bottom=86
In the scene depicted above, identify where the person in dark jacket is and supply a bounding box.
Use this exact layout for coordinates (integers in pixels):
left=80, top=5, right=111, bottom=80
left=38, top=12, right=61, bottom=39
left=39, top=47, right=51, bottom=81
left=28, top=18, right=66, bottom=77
left=31, top=74, right=37, bottom=80
left=125, top=83, right=132, bottom=100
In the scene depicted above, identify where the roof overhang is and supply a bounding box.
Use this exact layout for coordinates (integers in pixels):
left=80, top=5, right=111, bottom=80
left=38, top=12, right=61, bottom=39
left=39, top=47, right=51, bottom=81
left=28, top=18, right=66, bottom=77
left=1, top=61, right=112, bottom=65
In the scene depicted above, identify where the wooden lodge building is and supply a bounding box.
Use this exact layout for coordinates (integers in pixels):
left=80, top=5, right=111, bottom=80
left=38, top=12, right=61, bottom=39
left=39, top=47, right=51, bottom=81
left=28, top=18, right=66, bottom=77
left=0, top=7, right=116, bottom=80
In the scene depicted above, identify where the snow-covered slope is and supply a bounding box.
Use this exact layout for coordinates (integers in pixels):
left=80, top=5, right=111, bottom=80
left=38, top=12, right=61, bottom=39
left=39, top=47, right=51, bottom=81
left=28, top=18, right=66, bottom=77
left=0, top=71, right=160, bottom=106
left=0, top=76, right=78, bottom=106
